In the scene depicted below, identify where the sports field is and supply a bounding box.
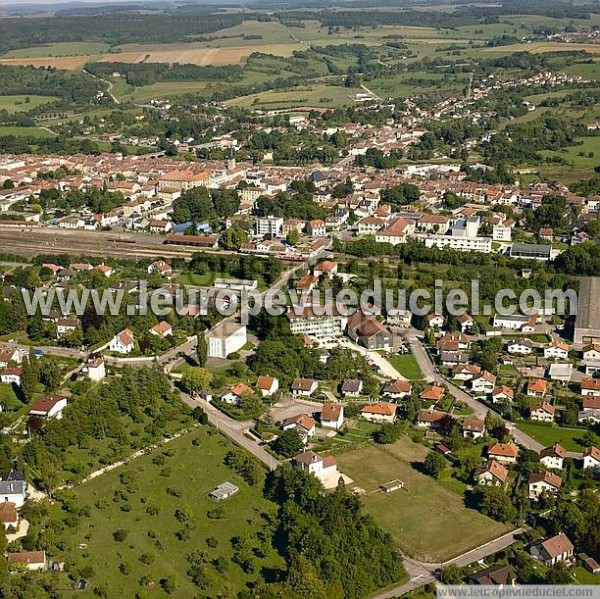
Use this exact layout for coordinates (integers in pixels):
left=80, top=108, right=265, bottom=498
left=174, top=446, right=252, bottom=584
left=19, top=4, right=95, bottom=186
left=335, top=437, right=511, bottom=561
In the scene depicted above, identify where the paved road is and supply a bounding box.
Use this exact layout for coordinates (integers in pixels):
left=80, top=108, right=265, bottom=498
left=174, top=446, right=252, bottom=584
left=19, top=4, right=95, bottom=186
left=403, top=335, right=584, bottom=458
left=180, top=391, right=280, bottom=471
left=370, top=528, right=523, bottom=598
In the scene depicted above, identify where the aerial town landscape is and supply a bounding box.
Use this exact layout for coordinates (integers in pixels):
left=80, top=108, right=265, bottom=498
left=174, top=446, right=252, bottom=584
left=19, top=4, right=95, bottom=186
left=1, top=0, right=600, bottom=597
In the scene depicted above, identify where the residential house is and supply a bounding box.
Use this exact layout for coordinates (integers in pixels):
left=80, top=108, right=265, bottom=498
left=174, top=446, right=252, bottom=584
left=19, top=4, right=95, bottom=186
left=255, top=375, right=279, bottom=397
left=471, top=371, right=497, bottom=395
left=28, top=395, right=68, bottom=421
left=416, top=408, right=445, bottom=429
left=581, top=377, right=600, bottom=397
left=453, top=364, right=481, bottom=382
left=7, top=551, right=47, bottom=572
left=420, top=385, right=445, bottom=402
left=506, top=339, right=534, bottom=355
left=539, top=443, right=566, bottom=470
left=313, top=260, right=338, bottom=278
left=583, top=446, right=600, bottom=473
left=530, top=533, right=574, bottom=566
left=528, top=471, right=562, bottom=499
left=56, top=318, right=79, bottom=339
left=488, top=442, right=519, bottom=464
left=0, top=368, right=21, bottom=387
left=527, top=378, right=548, bottom=398
left=0, top=348, right=22, bottom=368
left=382, top=379, right=411, bottom=400
left=221, top=382, right=253, bottom=405
left=544, top=340, right=569, bottom=360
left=290, top=378, right=318, bottom=397
left=341, top=379, right=363, bottom=397
left=85, top=356, right=105, bottom=382
left=0, top=478, right=26, bottom=508
left=491, top=385, right=514, bottom=405
left=530, top=402, right=556, bottom=423
left=282, top=414, right=316, bottom=443
left=474, top=460, right=509, bottom=487
left=427, top=314, right=445, bottom=329
left=462, top=418, right=486, bottom=439
left=108, top=329, right=134, bottom=354
left=321, top=404, right=344, bottom=430
left=457, top=313, right=475, bottom=332
left=150, top=321, right=173, bottom=338
left=469, top=564, right=515, bottom=586
left=293, top=451, right=339, bottom=485
left=361, top=403, right=397, bottom=424
left=147, top=260, right=172, bottom=278
left=0, top=501, right=18, bottom=530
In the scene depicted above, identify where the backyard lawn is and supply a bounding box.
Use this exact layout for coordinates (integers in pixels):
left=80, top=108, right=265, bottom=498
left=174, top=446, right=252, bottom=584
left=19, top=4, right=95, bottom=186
left=514, top=421, right=588, bottom=452
left=335, top=437, right=511, bottom=561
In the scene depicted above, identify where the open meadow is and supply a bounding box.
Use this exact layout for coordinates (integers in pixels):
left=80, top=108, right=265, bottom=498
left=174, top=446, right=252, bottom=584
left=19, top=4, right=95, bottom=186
left=335, top=437, right=512, bottom=561
left=55, top=427, right=283, bottom=598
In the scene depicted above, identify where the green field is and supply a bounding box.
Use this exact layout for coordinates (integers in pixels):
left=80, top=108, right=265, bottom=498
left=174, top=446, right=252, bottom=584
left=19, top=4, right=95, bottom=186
left=226, top=83, right=362, bottom=109
left=5, top=41, right=111, bottom=58
left=58, top=427, right=283, bottom=598
left=0, top=95, right=57, bottom=113
left=335, top=437, right=511, bottom=561
left=514, top=421, right=588, bottom=452
left=540, top=136, right=600, bottom=172
left=387, top=354, right=424, bottom=380
left=0, top=125, right=55, bottom=138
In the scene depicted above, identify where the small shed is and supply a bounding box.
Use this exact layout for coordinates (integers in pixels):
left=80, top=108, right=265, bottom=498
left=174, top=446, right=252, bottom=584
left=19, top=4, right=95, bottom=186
left=209, top=481, right=239, bottom=501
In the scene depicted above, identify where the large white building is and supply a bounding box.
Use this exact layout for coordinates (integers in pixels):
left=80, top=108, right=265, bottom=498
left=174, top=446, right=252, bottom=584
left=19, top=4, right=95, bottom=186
left=206, top=321, right=247, bottom=359
left=255, top=215, right=283, bottom=237
left=286, top=305, right=348, bottom=338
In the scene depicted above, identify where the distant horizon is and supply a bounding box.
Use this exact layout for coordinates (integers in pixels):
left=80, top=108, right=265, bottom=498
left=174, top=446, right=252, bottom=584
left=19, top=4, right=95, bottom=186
left=0, top=0, right=227, bottom=8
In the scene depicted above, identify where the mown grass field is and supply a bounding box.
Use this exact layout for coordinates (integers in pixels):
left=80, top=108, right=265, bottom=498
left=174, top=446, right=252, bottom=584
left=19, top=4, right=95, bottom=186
left=514, top=421, right=588, bottom=452
left=0, top=125, right=55, bottom=137
left=0, top=95, right=56, bottom=113
left=58, top=427, right=283, bottom=598
left=335, top=437, right=511, bottom=561
left=387, top=354, right=424, bottom=380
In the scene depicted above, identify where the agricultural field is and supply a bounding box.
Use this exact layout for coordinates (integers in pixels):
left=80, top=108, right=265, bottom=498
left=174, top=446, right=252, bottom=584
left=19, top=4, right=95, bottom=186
left=335, top=437, right=511, bottom=561
left=56, top=427, right=283, bottom=598
left=0, top=95, right=56, bottom=113
left=4, top=41, right=111, bottom=58
left=514, top=421, right=588, bottom=452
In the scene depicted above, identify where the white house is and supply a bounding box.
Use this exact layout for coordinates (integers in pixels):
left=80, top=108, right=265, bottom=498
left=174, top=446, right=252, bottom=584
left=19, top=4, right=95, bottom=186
left=506, top=339, right=534, bottom=355
left=282, top=414, right=316, bottom=443
left=255, top=375, right=279, bottom=397
left=382, top=379, right=411, bottom=399
left=0, top=368, right=21, bottom=387
left=0, top=347, right=23, bottom=368
left=290, top=378, right=318, bottom=397
left=488, top=442, right=519, bottom=464
left=530, top=402, right=556, bottom=423
left=544, top=340, right=569, bottom=360
left=471, top=371, right=497, bottom=394
left=341, top=379, right=363, bottom=397
left=150, top=321, right=173, bottom=338
left=462, top=418, right=486, bottom=439
left=530, top=534, right=574, bottom=566
left=321, top=403, right=344, bottom=430
left=28, top=395, right=68, bottom=421
left=528, top=471, right=562, bottom=500
left=583, top=446, right=600, bottom=473
left=205, top=321, right=247, bottom=359
left=427, top=314, right=445, bottom=329
left=539, top=443, right=566, bottom=470
left=293, top=451, right=339, bottom=485
left=0, top=479, right=26, bottom=508
left=361, top=403, right=397, bottom=424
left=108, top=329, right=135, bottom=354
left=474, top=460, right=508, bottom=487
left=85, top=356, right=105, bottom=382
left=7, top=551, right=47, bottom=572
left=491, top=385, right=514, bottom=405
